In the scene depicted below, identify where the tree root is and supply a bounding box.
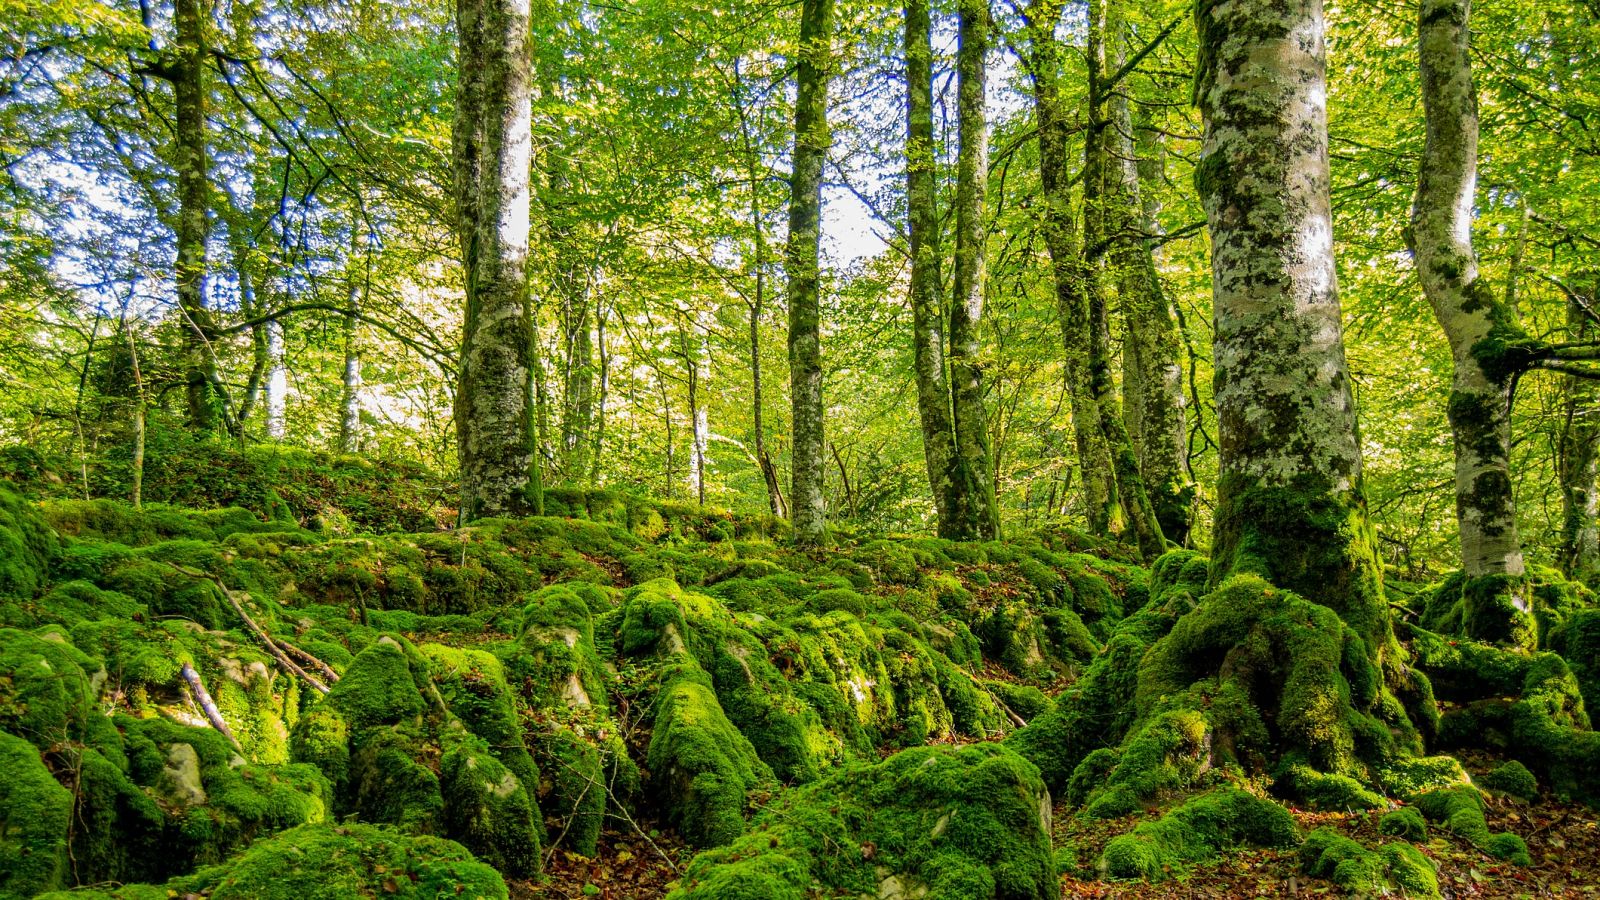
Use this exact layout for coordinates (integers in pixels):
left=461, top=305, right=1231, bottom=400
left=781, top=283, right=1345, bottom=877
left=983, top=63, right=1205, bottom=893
left=180, top=661, right=242, bottom=751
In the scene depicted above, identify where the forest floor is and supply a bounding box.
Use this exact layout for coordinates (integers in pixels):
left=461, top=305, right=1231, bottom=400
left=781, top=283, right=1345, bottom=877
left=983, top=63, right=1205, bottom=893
left=1056, top=753, right=1600, bottom=898
left=512, top=749, right=1600, bottom=899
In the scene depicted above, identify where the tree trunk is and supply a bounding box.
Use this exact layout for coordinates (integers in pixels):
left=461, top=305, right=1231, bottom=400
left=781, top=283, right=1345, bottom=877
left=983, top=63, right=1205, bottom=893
left=1107, top=24, right=1191, bottom=546
left=1411, top=0, right=1527, bottom=585
left=338, top=274, right=363, bottom=453
left=174, top=0, right=219, bottom=434
left=904, top=0, right=958, bottom=533
left=1022, top=0, right=1118, bottom=538
left=1560, top=280, right=1600, bottom=582
left=1080, top=0, right=1164, bottom=560
left=785, top=0, right=834, bottom=545
left=1196, top=0, right=1387, bottom=647
left=453, top=0, right=540, bottom=520
left=264, top=319, right=286, bottom=439
left=589, top=300, right=609, bottom=485
left=944, top=0, right=1000, bottom=540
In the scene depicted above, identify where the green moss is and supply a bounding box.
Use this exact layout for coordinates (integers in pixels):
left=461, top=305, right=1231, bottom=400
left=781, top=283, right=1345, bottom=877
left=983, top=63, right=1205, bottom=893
left=532, top=724, right=608, bottom=857
left=36, top=823, right=509, bottom=900
left=673, top=744, right=1055, bottom=900
left=0, top=730, right=71, bottom=899
left=1083, top=710, right=1211, bottom=818
left=0, top=483, right=58, bottom=603
left=984, top=679, right=1050, bottom=722
left=324, top=639, right=428, bottom=729
left=1379, top=755, right=1470, bottom=799
left=422, top=644, right=539, bottom=791
left=1480, top=760, right=1538, bottom=800
left=1277, top=764, right=1384, bottom=811
left=1414, top=785, right=1493, bottom=845
left=1099, top=787, right=1298, bottom=881
left=439, top=730, right=542, bottom=877
left=1484, top=831, right=1531, bottom=865
left=646, top=667, right=771, bottom=847
left=1379, top=807, right=1428, bottom=841
left=1298, top=828, right=1439, bottom=898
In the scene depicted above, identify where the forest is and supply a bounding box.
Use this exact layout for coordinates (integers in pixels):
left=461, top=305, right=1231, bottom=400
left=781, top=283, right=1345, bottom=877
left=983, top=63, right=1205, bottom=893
left=1, top=0, right=1599, bottom=896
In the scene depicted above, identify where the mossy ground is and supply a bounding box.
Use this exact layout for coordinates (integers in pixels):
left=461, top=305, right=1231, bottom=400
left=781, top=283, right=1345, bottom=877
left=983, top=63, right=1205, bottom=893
left=3, top=462, right=1599, bottom=899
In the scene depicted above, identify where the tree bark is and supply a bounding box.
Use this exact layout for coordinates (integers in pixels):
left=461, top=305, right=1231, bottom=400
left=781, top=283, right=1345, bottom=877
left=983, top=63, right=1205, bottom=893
left=1105, top=18, right=1191, bottom=546
left=1081, top=0, right=1164, bottom=560
left=1022, top=0, right=1118, bottom=538
left=174, top=0, right=219, bottom=434
left=338, top=274, right=363, bottom=453
left=264, top=319, right=286, bottom=439
left=1411, top=0, right=1528, bottom=586
left=944, top=0, right=1000, bottom=540
left=453, top=0, right=540, bottom=520
left=1196, top=0, right=1387, bottom=646
left=786, top=0, right=834, bottom=545
left=1560, top=279, right=1600, bottom=582
left=904, top=0, right=958, bottom=533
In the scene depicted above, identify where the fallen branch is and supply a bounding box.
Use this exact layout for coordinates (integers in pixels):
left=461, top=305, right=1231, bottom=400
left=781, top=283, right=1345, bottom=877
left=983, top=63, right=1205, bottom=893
left=180, top=662, right=243, bottom=751
left=277, top=638, right=340, bottom=684
left=164, top=562, right=330, bottom=695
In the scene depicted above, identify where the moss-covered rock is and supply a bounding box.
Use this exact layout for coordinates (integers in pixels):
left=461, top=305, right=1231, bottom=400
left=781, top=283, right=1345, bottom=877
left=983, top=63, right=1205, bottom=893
left=35, top=822, right=508, bottom=900
left=672, top=743, right=1055, bottom=900
left=1480, top=760, right=1538, bottom=800
left=1099, top=787, right=1298, bottom=881
left=1298, top=828, right=1440, bottom=898
left=0, top=730, right=72, bottom=899
left=439, top=730, right=542, bottom=877
left=0, top=482, right=58, bottom=603
left=1378, top=806, right=1428, bottom=841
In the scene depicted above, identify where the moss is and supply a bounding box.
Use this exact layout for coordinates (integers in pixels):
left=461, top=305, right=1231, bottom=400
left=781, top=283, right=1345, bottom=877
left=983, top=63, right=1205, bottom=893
left=1065, top=748, right=1119, bottom=807
left=646, top=667, right=771, bottom=847
left=439, top=730, right=542, bottom=877
left=1277, top=764, right=1384, bottom=811
left=1480, top=760, right=1538, bottom=800
left=0, top=483, right=58, bottom=602
left=673, top=744, right=1055, bottom=900
left=0, top=730, right=72, bottom=899
left=1413, top=785, right=1495, bottom=846
left=1083, top=710, right=1212, bottom=818
left=324, top=639, right=428, bottom=729
left=37, top=822, right=509, bottom=900
left=1379, top=807, right=1428, bottom=841
left=1298, top=828, right=1440, bottom=898
left=532, top=724, right=607, bottom=857
left=1379, top=755, right=1470, bottom=798
left=422, top=644, right=539, bottom=791
left=1484, top=831, right=1531, bottom=865
left=344, top=722, right=444, bottom=832
left=1099, top=787, right=1298, bottom=881
left=984, top=679, right=1050, bottom=722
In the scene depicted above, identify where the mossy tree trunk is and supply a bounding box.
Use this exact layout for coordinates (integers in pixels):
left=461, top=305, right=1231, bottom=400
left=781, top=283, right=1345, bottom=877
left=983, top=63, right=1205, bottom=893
left=904, top=0, right=958, bottom=534
left=173, top=0, right=222, bottom=435
left=453, top=0, right=541, bottom=520
left=786, top=0, right=834, bottom=544
left=1021, top=0, right=1119, bottom=539
left=1081, top=0, right=1165, bottom=560
left=1560, top=279, right=1600, bottom=582
left=1411, top=0, right=1528, bottom=590
left=1104, top=14, right=1192, bottom=546
left=1195, top=0, right=1387, bottom=647
left=338, top=261, right=364, bottom=453
left=945, top=0, right=1000, bottom=540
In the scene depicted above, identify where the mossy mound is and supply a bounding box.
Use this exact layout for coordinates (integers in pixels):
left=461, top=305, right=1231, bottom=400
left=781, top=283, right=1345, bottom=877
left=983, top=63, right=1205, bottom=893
left=1298, top=827, right=1440, bottom=898
left=672, top=743, right=1055, bottom=900
left=1378, top=806, right=1428, bottom=841
left=34, top=822, right=508, bottom=900
left=294, top=637, right=545, bottom=876
left=1480, top=760, right=1538, bottom=800
left=0, top=483, right=58, bottom=603
left=1098, top=786, right=1299, bottom=881
left=0, top=731, right=72, bottom=899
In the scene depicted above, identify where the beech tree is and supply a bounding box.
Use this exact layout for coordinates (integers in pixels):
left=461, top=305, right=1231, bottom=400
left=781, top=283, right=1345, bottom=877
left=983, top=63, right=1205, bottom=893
left=453, top=0, right=540, bottom=519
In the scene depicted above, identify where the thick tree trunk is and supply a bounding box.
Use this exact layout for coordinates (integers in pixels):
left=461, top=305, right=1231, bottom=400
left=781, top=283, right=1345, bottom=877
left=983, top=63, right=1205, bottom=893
left=1105, top=22, right=1191, bottom=546
left=1560, top=283, right=1600, bottom=582
left=453, top=0, right=540, bottom=520
left=945, top=0, right=1000, bottom=540
left=785, top=0, right=834, bottom=545
left=1022, top=0, right=1118, bottom=537
left=1411, top=0, right=1527, bottom=589
left=904, top=0, right=957, bottom=533
left=1080, top=0, right=1164, bottom=560
left=174, top=0, right=219, bottom=434
left=1196, top=0, right=1386, bottom=646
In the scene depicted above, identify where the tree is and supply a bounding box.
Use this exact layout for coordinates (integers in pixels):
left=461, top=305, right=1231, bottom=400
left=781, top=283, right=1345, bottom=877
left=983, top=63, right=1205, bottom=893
left=786, top=0, right=834, bottom=545
left=1410, top=0, right=1537, bottom=642
left=453, top=0, right=541, bottom=520
left=1195, top=0, right=1386, bottom=648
